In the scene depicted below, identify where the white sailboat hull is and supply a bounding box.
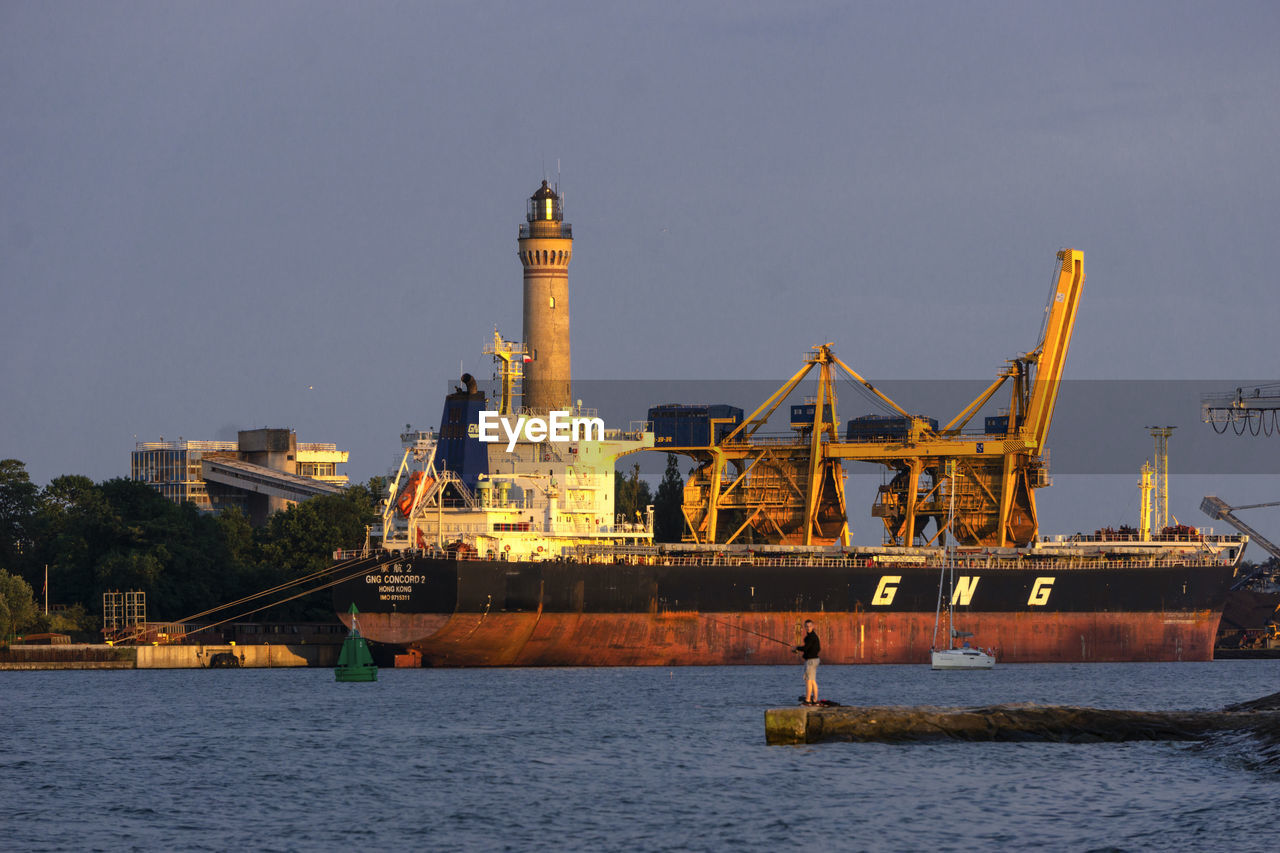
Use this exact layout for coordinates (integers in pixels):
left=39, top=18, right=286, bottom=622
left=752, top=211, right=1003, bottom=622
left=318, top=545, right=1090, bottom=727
left=931, top=648, right=996, bottom=670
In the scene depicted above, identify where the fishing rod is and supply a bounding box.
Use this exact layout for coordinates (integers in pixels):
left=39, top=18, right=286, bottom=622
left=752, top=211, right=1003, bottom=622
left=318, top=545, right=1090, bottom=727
left=705, top=615, right=796, bottom=649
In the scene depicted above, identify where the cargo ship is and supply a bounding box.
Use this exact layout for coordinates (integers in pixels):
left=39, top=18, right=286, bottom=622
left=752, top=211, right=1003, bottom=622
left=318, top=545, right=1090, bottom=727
left=331, top=184, right=1246, bottom=665
left=330, top=379, right=1244, bottom=665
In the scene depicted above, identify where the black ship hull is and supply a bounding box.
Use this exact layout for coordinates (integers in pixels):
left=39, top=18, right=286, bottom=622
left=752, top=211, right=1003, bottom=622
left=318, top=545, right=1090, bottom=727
left=332, top=550, right=1238, bottom=666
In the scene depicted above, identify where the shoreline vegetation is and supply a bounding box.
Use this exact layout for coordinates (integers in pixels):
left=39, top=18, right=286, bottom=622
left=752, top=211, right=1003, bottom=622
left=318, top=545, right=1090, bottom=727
left=1, top=456, right=683, bottom=647
left=0, top=457, right=381, bottom=645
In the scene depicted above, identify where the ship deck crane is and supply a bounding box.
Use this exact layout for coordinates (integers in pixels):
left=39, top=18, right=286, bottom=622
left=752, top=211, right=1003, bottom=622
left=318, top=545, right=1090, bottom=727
left=1200, top=495, right=1280, bottom=589
left=660, top=249, right=1085, bottom=548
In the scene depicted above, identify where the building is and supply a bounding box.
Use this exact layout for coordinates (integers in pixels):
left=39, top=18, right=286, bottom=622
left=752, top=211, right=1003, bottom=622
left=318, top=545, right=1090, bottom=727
left=131, top=428, right=349, bottom=524
left=519, top=179, right=573, bottom=413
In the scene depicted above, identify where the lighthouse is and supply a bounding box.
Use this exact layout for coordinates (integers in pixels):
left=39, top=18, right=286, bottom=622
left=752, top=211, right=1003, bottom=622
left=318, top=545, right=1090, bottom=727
left=518, top=180, right=573, bottom=413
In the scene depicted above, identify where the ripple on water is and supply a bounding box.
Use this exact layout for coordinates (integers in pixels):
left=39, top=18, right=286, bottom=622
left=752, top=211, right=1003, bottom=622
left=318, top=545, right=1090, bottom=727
left=2, top=663, right=1278, bottom=851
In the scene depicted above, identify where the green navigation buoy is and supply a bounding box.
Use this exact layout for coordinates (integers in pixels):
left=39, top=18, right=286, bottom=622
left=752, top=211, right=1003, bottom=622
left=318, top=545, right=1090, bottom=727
left=335, top=603, right=377, bottom=682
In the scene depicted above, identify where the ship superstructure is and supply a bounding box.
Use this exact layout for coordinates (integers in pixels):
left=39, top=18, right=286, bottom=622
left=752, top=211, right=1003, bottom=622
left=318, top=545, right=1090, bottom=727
left=375, top=347, right=654, bottom=564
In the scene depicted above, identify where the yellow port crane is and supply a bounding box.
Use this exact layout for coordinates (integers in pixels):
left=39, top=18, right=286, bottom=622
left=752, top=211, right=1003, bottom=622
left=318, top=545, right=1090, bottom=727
left=662, top=249, right=1085, bottom=548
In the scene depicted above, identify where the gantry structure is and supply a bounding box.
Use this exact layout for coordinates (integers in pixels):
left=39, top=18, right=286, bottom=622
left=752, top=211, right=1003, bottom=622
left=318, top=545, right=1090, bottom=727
left=1202, top=383, right=1280, bottom=436
left=659, top=249, right=1086, bottom=548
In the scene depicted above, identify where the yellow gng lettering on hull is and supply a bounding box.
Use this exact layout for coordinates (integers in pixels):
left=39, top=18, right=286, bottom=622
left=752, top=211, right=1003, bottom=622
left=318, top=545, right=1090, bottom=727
left=872, top=576, right=902, bottom=606
left=1028, top=577, right=1056, bottom=606
left=951, top=576, right=980, bottom=606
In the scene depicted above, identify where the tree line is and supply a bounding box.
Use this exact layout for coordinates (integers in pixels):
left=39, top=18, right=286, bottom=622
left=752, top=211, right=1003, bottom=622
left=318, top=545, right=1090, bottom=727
left=0, top=455, right=687, bottom=641
left=0, top=459, right=379, bottom=640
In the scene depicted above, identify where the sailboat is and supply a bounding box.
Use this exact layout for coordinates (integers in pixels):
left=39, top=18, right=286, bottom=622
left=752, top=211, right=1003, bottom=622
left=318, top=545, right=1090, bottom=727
left=335, top=603, right=378, bottom=682
left=931, top=462, right=995, bottom=671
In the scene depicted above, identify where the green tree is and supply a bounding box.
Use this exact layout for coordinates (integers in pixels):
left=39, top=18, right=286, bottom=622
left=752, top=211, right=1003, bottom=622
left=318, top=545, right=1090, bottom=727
left=34, top=475, right=113, bottom=617
left=5, top=468, right=382, bottom=630
left=34, top=477, right=244, bottom=624
left=215, top=506, right=257, bottom=576
left=255, top=488, right=378, bottom=620
left=614, top=463, right=652, bottom=525
left=0, top=459, right=40, bottom=579
left=0, top=569, right=38, bottom=642
left=654, top=454, right=686, bottom=543
left=47, top=603, right=92, bottom=639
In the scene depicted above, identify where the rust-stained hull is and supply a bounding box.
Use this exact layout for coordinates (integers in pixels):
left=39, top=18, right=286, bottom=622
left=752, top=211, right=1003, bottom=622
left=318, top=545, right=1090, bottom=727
left=333, top=549, right=1238, bottom=666
left=342, top=610, right=1224, bottom=666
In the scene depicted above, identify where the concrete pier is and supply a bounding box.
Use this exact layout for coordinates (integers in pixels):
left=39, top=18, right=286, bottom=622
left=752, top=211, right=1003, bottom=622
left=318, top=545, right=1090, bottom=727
left=766, top=694, right=1280, bottom=745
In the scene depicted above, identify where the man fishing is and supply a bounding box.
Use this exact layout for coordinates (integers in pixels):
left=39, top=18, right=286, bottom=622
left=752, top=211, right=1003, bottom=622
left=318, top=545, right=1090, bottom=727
left=796, top=619, right=820, bottom=705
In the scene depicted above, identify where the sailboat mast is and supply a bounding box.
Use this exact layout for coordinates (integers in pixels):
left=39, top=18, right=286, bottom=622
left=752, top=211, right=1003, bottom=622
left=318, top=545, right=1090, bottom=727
left=947, top=461, right=957, bottom=650
left=932, top=555, right=945, bottom=650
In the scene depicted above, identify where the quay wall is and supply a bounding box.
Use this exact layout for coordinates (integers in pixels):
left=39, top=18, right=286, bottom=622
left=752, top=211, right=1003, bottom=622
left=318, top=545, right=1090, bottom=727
left=136, top=644, right=339, bottom=668
left=0, top=643, right=339, bottom=670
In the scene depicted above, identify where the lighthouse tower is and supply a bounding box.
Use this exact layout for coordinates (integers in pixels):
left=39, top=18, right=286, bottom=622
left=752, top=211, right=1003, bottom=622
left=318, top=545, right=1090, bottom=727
left=518, top=180, right=573, bottom=413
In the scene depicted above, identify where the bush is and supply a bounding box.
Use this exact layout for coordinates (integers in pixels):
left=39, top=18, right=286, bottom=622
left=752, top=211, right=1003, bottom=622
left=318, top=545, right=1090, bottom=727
left=0, top=570, right=38, bottom=642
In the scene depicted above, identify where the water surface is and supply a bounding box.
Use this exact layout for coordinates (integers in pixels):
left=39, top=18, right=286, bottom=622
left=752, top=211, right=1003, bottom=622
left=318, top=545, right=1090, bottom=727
left=3, top=662, right=1277, bottom=851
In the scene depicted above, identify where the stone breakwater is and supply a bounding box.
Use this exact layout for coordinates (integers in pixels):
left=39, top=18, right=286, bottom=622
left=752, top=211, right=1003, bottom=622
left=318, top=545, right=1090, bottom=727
left=766, top=691, right=1280, bottom=755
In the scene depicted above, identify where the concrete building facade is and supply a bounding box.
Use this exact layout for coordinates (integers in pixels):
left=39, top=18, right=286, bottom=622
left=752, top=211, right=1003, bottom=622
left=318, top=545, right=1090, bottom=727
left=131, top=428, right=348, bottom=524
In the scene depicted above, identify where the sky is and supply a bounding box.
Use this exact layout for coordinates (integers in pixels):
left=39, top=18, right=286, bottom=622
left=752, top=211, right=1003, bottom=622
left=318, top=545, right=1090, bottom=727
left=3, top=1, right=1279, bottom=541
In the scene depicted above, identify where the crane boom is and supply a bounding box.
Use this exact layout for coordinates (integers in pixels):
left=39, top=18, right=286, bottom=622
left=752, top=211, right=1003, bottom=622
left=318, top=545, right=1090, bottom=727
left=1201, top=495, right=1280, bottom=561
left=1022, top=249, right=1085, bottom=450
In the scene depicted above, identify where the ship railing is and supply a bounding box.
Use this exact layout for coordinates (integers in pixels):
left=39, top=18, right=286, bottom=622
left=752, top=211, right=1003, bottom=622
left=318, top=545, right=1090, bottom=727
left=1055, top=532, right=1240, bottom=545
left=478, top=498, right=534, bottom=510
left=717, top=428, right=1014, bottom=449
left=427, top=498, right=487, bottom=509
left=569, top=547, right=1233, bottom=570
left=333, top=545, right=1235, bottom=569
left=719, top=432, right=805, bottom=447
left=604, top=427, right=652, bottom=441
left=490, top=403, right=597, bottom=419
left=595, top=522, right=651, bottom=535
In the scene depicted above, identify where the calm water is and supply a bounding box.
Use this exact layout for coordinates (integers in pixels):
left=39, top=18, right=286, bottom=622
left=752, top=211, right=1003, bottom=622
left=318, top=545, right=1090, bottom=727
left=3, top=662, right=1278, bottom=852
